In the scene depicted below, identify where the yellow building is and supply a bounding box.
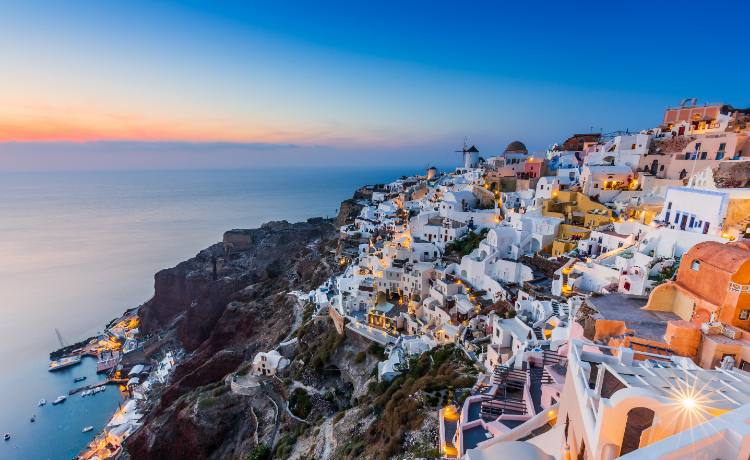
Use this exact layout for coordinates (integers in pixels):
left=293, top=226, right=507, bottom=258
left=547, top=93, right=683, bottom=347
left=542, top=191, right=614, bottom=256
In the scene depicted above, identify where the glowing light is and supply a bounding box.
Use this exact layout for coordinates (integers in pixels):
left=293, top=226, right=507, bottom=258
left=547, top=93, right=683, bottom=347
left=681, top=397, right=697, bottom=410
left=443, top=405, right=460, bottom=422
left=664, top=373, right=722, bottom=427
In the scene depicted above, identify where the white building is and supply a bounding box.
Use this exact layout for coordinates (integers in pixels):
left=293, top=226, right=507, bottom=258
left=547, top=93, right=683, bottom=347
left=504, top=210, right=562, bottom=256
left=409, top=211, right=469, bottom=249
left=580, top=165, right=634, bottom=200
left=587, top=133, right=651, bottom=171
left=465, top=339, right=750, bottom=460
left=534, top=176, right=572, bottom=205
left=659, top=185, right=750, bottom=237
left=252, top=350, right=290, bottom=376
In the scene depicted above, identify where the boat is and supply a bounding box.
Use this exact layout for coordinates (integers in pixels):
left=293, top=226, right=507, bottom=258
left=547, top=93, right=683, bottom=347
left=30, top=415, right=35, bottom=423
left=48, top=355, right=82, bottom=372
left=81, top=390, right=91, bottom=397
left=3, top=433, right=9, bottom=441
left=82, top=426, right=94, bottom=433
left=52, top=395, right=67, bottom=405
left=73, top=376, right=87, bottom=383
left=38, top=399, right=47, bottom=406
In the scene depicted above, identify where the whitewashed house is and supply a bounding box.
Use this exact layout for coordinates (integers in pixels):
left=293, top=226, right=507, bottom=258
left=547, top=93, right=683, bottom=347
left=252, top=350, right=290, bottom=376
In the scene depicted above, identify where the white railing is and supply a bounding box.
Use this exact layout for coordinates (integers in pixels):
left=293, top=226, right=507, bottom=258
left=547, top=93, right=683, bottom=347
left=728, top=282, right=750, bottom=293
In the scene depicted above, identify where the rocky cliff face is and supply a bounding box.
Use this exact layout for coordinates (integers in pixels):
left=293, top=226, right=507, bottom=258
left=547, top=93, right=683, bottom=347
left=126, top=217, right=340, bottom=459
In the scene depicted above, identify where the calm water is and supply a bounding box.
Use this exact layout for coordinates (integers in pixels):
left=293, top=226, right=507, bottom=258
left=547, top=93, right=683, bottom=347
left=0, top=166, right=415, bottom=459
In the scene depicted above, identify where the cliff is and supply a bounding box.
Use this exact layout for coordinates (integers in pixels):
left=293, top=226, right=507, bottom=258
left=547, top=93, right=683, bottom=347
left=126, top=217, right=341, bottom=459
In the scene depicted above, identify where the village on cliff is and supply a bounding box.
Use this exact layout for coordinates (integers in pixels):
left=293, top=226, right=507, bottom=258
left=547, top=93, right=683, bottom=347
left=70, top=100, right=750, bottom=460
left=264, top=100, right=750, bottom=459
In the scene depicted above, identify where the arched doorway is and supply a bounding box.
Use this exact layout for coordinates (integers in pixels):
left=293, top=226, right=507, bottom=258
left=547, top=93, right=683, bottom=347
left=620, top=407, right=655, bottom=456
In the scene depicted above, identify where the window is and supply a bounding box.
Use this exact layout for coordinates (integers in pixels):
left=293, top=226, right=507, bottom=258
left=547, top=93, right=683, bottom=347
left=740, top=310, right=750, bottom=321
left=691, top=260, right=700, bottom=271
left=700, top=151, right=707, bottom=160
left=717, top=151, right=725, bottom=160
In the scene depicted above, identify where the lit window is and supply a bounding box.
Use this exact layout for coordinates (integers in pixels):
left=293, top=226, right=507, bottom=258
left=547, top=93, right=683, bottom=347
left=691, top=260, right=700, bottom=271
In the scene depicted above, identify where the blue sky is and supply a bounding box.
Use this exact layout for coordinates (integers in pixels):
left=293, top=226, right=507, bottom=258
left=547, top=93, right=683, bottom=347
left=1, top=0, right=748, bottom=170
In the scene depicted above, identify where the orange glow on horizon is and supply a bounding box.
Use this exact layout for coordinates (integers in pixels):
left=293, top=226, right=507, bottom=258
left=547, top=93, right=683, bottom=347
left=0, top=111, right=312, bottom=144
left=0, top=104, right=433, bottom=148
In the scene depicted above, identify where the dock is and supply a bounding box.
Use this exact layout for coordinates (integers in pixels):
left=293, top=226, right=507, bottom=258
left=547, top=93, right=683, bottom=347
left=48, top=354, right=82, bottom=371
left=69, top=378, right=129, bottom=395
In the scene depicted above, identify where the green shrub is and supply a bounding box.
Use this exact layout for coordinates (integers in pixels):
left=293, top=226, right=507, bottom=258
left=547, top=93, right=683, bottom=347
left=445, top=228, right=490, bottom=257
left=368, top=343, right=386, bottom=360
left=247, top=445, right=270, bottom=460
left=212, top=385, right=228, bottom=397
left=265, top=259, right=284, bottom=278
left=197, top=396, right=221, bottom=410
left=273, top=434, right=297, bottom=459
left=289, top=388, right=312, bottom=419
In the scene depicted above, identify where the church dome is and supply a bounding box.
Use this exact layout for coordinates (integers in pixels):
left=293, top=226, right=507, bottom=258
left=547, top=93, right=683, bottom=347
left=504, top=141, right=528, bottom=154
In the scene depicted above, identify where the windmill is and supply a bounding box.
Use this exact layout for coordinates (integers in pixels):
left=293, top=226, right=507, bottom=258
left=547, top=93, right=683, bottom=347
left=455, top=137, right=479, bottom=169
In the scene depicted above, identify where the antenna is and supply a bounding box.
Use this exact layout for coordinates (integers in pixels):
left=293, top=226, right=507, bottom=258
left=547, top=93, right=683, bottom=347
left=55, top=328, right=66, bottom=348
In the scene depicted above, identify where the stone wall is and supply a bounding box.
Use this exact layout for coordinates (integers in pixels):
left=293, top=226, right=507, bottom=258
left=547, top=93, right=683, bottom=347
left=327, top=305, right=347, bottom=335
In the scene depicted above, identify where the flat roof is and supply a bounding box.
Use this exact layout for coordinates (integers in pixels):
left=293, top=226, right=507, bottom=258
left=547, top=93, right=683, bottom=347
left=586, top=293, right=679, bottom=342
left=608, top=363, right=750, bottom=411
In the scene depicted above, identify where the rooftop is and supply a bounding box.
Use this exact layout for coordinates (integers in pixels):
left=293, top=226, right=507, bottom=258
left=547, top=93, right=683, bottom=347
left=504, top=140, right=528, bottom=154
left=586, top=293, right=678, bottom=342
left=606, top=361, right=750, bottom=411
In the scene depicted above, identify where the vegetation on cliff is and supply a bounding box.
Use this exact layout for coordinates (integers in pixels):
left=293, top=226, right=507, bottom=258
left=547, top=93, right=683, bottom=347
left=444, top=228, right=490, bottom=259
left=356, top=345, right=477, bottom=458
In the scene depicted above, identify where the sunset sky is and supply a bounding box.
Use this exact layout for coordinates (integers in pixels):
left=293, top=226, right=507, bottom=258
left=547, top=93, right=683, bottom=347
left=2, top=0, right=749, bottom=170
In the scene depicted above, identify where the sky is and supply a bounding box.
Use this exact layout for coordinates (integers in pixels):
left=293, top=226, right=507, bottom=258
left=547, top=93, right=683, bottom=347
left=1, top=0, right=749, bottom=170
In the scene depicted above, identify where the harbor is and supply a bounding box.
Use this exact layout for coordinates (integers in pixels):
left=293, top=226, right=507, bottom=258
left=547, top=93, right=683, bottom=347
left=0, top=168, right=401, bottom=460
left=0, top=354, right=125, bottom=460
left=43, top=310, right=182, bottom=459
left=0, top=307, right=177, bottom=460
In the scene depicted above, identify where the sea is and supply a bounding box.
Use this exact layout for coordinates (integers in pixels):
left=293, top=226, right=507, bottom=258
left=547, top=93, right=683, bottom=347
left=0, top=166, right=423, bottom=460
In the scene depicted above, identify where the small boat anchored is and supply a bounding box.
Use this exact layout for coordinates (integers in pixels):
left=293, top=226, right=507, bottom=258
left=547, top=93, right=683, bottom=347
left=30, top=415, right=36, bottom=423
left=3, top=433, right=10, bottom=441
left=38, top=398, right=47, bottom=406
left=52, top=395, right=67, bottom=405
left=81, top=386, right=106, bottom=397
left=74, top=376, right=87, bottom=383
left=82, top=426, right=94, bottom=433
